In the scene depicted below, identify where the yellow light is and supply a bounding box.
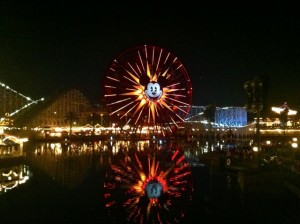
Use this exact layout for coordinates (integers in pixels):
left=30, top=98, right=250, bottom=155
left=55, top=127, right=63, bottom=132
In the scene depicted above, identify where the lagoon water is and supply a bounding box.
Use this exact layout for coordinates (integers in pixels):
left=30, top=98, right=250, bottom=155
left=1, top=141, right=300, bottom=223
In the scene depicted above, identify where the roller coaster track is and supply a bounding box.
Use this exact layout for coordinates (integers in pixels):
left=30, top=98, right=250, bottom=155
left=0, top=81, right=44, bottom=119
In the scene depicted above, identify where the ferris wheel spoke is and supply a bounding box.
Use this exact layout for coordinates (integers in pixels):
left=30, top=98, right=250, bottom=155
left=103, top=45, right=192, bottom=134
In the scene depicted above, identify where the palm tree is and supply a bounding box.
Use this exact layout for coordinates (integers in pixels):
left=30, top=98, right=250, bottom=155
left=88, top=112, right=102, bottom=135
left=204, top=104, right=216, bottom=152
left=65, top=111, right=78, bottom=135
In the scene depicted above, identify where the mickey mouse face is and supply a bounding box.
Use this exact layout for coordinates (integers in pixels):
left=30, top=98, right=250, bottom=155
left=145, top=181, right=163, bottom=199
left=144, top=82, right=162, bottom=101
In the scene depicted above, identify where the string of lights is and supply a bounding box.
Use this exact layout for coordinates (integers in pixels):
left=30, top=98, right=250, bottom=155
left=0, top=81, right=44, bottom=117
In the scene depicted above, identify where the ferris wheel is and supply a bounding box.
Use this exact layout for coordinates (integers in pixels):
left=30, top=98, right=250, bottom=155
left=102, top=45, right=192, bottom=133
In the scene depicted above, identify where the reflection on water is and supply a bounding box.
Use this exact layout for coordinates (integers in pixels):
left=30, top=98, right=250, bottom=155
left=105, top=147, right=194, bottom=223
left=0, top=140, right=300, bottom=223
left=27, top=142, right=101, bottom=189
left=1, top=137, right=31, bottom=195
left=26, top=140, right=154, bottom=189
left=0, top=164, right=31, bottom=195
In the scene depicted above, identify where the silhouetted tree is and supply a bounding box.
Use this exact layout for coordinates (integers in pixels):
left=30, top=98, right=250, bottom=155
left=280, top=108, right=289, bottom=128
left=88, top=112, right=102, bottom=135
left=65, top=111, right=78, bottom=135
left=204, top=105, right=216, bottom=122
left=204, top=105, right=216, bottom=152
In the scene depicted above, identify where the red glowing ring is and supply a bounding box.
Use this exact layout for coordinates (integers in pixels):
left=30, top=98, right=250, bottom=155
left=102, top=45, right=192, bottom=132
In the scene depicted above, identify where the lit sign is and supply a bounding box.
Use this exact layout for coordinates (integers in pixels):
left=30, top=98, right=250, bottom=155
left=144, top=82, right=162, bottom=102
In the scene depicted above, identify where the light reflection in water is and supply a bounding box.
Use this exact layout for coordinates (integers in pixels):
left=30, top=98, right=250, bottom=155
left=25, top=140, right=157, bottom=190
left=0, top=164, right=31, bottom=195
left=104, top=146, right=194, bottom=223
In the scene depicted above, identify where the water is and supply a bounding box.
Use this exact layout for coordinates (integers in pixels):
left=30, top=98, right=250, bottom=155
left=1, top=141, right=300, bottom=223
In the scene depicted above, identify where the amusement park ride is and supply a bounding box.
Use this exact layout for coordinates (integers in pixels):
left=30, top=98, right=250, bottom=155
left=103, top=45, right=194, bottom=223
left=271, top=102, right=297, bottom=127
left=103, top=45, right=192, bottom=136
left=3, top=43, right=298, bottom=223
left=0, top=129, right=28, bottom=159
left=271, top=102, right=297, bottom=116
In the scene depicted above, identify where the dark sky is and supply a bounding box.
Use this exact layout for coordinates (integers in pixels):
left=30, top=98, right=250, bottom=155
left=1, top=1, right=300, bottom=114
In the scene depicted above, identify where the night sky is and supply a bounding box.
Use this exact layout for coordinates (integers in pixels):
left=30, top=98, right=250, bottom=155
left=1, top=1, right=300, bottom=115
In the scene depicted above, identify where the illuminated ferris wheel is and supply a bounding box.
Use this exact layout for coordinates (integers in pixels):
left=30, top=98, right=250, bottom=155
left=103, top=45, right=192, bottom=133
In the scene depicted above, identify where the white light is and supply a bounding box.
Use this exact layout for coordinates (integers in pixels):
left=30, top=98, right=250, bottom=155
left=291, top=143, right=298, bottom=148
left=293, top=137, right=298, bottom=142
left=55, top=127, right=63, bottom=132
left=271, top=106, right=297, bottom=115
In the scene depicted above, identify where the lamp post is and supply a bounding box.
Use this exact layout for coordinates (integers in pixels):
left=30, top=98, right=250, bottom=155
left=204, top=104, right=216, bottom=153
left=244, top=76, right=263, bottom=152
